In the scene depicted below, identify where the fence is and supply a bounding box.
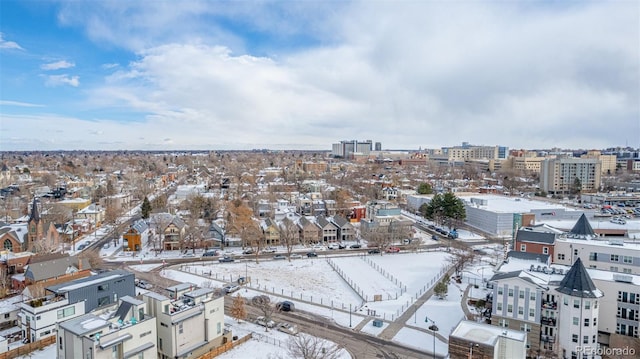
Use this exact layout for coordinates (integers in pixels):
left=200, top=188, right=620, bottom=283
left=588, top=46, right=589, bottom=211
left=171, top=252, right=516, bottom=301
left=180, top=264, right=361, bottom=312
left=197, top=333, right=252, bottom=359
left=359, top=255, right=406, bottom=294
left=0, top=335, right=56, bottom=359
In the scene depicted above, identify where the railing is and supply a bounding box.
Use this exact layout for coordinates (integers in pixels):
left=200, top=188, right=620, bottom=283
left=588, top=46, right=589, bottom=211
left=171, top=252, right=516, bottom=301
left=542, top=300, right=557, bottom=310
left=541, top=316, right=556, bottom=326
left=540, top=334, right=556, bottom=343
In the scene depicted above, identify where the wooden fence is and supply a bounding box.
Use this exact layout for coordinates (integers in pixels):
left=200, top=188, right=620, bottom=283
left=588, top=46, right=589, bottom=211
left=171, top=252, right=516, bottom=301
left=197, top=333, right=253, bottom=359
left=0, top=335, right=56, bottom=359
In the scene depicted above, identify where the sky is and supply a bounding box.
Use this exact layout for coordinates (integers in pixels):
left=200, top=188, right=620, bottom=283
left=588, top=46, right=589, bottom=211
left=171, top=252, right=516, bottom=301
left=1, top=0, right=638, bottom=151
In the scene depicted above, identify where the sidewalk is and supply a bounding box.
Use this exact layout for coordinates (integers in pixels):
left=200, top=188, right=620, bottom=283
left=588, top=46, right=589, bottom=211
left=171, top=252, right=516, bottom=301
left=377, top=264, right=457, bottom=341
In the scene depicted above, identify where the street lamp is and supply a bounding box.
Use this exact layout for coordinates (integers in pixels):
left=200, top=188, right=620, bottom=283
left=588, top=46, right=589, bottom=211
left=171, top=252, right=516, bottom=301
left=426, top=316, right=438, bottom=359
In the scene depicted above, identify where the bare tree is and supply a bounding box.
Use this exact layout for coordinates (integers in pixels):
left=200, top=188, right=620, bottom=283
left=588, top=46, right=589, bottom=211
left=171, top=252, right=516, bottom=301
left=251, top=295, right=275, bottom=332
left=362, top=224, right=390, bottom=252
left=230, top=294, right=248, bottom=323
left=287, top=333, right=344, bottom=359
left=447, top=241, right=476, bottom=277
left=279, top=217, right=299, bottom=261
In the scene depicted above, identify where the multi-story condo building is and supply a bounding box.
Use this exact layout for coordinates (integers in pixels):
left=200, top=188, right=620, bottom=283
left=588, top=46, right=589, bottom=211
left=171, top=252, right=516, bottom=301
left=331, top=140, right=373, bottom=158
left=19, top=269, right=135, bottom=343
left=56, top=296, right=157, bottom=359
left=142, top=287, right=230, bottom=359
left=581, top=151, right=617, bottom=175
left=539, top=157, right=601, bottom=195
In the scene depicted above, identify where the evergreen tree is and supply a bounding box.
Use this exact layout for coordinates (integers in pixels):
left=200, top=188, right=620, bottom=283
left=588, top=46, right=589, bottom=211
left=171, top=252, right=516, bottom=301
left=141, top=196, right=152, bottom=219
left=417, top=182, right=433, bottom=194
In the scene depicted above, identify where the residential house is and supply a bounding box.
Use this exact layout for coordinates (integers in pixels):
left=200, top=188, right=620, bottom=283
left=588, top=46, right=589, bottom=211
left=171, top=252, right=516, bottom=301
left=143, top=287, right=230, bottom=358
left=315, top=216, right=338, bottom=243
left=56, top=296, right=157, bottom=359
left=123, top=219, right=149, bottom=252
left=19, top=255, right=91, bottom=295
left=260, top=218, right=280, bottom=246
left=331, top=215, right=356, bottom=242
left=207, top=221, right=225, bottom=248
left=297, top=217, right=320, bottom=245
left=19, top=270, right=136, bottom=342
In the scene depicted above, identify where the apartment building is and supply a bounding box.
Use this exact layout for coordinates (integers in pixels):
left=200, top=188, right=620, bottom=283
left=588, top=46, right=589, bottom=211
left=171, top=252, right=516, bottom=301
left=19, top=270, right=135, bottom=342
left=56, top=296, right=157, bottom=359
left=491, top=255, right=639, bottom=358
left=540, top=157, right=601, bottom=195
left=142, top=287, right=230, bottom=359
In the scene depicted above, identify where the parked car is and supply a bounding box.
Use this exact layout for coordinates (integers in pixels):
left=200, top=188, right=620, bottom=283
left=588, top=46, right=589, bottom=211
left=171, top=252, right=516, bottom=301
left=290, top=253, right=303, bottom=259
left=262, top=247, right=277, bottom=253
left=76, top=244, right=87, bottom=250
left=242, top=249, right=254, bottom=255
left=338, top=243, right=347, bottom=249
left=203, top=250, right=218, bottom=257
left=431, top=234, right=438, bottom=241
left=385, top=246, right=400, bottom=253
left=218, top=256, right=235, bottom=263
left=277, top=300, right=295, bottom=312
left=610, top=217, right=627, bottom=225
left=273, top=254, right=286, bottom=260
left=255, top=316, right=276, bottom=328
left=136, top=280, right=153, bottom=290
left=327, top=243, right=340, bottom=250
left=277, top=322, right=299, bottom=335
left=368, top=249, right=381, bottom=254
left=306, top=252, right=318, bottom=257
left=349, top=244, right=362, bottom=249
left=223, top=284, right=240, bottom=294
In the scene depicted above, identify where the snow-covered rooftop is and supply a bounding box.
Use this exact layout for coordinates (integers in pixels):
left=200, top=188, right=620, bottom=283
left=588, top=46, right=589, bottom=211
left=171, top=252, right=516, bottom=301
left=450, top=320, right=527, bottom=345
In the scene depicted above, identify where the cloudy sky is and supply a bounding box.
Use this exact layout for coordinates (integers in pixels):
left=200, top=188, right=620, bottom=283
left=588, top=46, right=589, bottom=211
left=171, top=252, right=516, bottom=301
left=0, top=1, right=638, bottom=151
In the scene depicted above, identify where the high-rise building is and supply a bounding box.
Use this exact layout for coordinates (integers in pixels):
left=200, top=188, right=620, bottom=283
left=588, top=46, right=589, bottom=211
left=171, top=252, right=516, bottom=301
left=331, top=140, right=374, bottom=158
left=540, top=157, right=601, bottom=195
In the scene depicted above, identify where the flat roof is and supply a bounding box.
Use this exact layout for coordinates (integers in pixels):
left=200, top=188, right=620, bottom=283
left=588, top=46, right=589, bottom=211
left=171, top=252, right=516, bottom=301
left=451, top=320, right=527, bottom=346
left=460, top=194, right=570, bottom=214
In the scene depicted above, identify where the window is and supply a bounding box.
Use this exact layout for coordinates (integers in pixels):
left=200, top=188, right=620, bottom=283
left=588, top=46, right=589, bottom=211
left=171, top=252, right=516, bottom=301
left=499, top=319, right=509, bottom=328
left=519, top=291, right=524, bottom=299
left=574, top=299, right=580, bottom=308
left=558, top=253, right=565, bottom=260
left=584, top=318, right=589, bottom=327
left=593, top=318, right=597, bottom=326
left=3, top=313, right=8, bottom=319
left=585, top=301, right=590, bottom=309
left=98, top=284, right=109, bottom=291
left=520, top=324, right=531, bottom=332
left=572, top=334, right=578, bottom=343
left=623, top=256, right=632, bottom=264
left=98, top=296, right=109, bottom=306
left=498, top=287, right=503, bottom=295
left=592, top=335, right=596, bottom=343
left=623, top=268, right=632, bottom=274
left=529, top=308, right=535, bottom=317
left=574, top=249, right=578, bottom=256
left=589, top=252, right=597, bottom=261
left=594, top=300, right=598, bottom=308
left=564, top=297, right=569, bottom=306
left=217, top=322, right=222, bottom=335
left=508, top=304, right=513, bottom=313
left=530, top=293, right=536, bottom=301
left=520, top=244, right=526, bottom=251
left=59, top=337, right=63, bottom=350
left=543, top=247, right=549, bottom=254
left=497, top=303, right=502, bottom=311
left=508, top=289, right=514, bottom=297
left=159, top=338, right=163, bottom=350
left=3, top=239, right=12, bottom=251
left=611, top=266, right=619, bottom=272
left=518, top=306, right=524, bottom=315
left=583, top=336, right=589, bottom=344
left=573, top=317, right=579, bottom=325
left=57, top=307, right=75, bottom=320
left=179, top=323, right=183, bottom=334
left=611, top=254, right=619, bottom=262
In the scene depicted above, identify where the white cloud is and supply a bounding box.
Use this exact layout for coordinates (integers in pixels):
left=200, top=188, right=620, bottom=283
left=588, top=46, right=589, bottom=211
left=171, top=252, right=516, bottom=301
left=0, top=32, right=23, bottom=50
left=41, top=60, right=75, bottom=70
left=0, top=100, right=44, bottom=108
left=44, top=74, right=80, bottom=87
left=4, top=1, right=636, bottom=151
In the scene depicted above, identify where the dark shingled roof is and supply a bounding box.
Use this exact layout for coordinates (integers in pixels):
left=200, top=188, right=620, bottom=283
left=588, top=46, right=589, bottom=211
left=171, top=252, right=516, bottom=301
left=570, top=214, right=595, bottom=237
left=515, top=230, right=556, bottom=244
left=507, top=251, right=550, bottom=264
left=555, top=258, right=601, bottom=298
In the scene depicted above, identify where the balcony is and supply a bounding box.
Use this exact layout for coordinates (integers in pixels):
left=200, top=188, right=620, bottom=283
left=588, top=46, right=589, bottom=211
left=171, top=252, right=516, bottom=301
left=542, top=300, right=557, bottom=310
left=541, top=334, right=556, bottom=343
left=541, top=316, right=556, bottom=326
